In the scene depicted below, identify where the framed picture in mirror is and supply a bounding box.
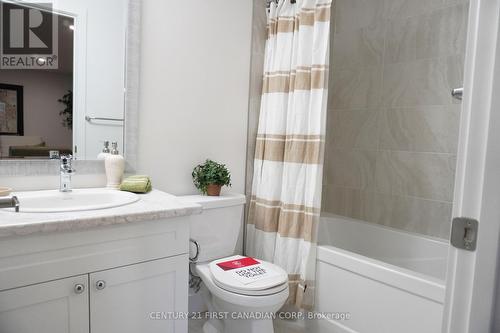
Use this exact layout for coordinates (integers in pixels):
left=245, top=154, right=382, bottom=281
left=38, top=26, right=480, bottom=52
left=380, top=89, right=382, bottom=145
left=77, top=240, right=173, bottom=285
left=0, top=84, right=23, bottom=136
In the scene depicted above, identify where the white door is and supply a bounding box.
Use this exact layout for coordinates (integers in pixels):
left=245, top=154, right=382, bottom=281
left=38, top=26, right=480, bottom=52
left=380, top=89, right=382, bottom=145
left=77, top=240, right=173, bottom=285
left=443, top=0, right=500, bottom=332
left=89, top=255, right=189, bottom=333
left=68, top=0, right=127, bottom=160
left=0, top=275, right=89, bottom=333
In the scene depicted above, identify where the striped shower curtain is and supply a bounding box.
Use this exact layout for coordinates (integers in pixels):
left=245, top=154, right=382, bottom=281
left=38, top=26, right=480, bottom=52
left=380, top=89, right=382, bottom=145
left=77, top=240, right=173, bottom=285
left=246, top=0, right=331, bottom=309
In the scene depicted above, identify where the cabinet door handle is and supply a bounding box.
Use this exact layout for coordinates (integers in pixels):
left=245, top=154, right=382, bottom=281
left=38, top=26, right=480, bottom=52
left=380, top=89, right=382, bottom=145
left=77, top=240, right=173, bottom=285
left=96, top=280, right=106, bottom=290
left=74, top=283, right=85, bottom=294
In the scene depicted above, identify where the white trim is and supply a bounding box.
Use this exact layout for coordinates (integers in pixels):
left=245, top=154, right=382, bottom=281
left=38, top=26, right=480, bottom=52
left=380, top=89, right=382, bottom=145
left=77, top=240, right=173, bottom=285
left=72, top=4, right=87, bottom=160
left=443, top=0, right=500, bottom=331
left=124, top=0, right=141, bottom=172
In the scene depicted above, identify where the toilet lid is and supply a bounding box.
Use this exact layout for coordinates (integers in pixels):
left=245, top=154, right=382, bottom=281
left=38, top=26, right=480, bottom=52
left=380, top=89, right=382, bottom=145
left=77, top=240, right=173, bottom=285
left=209, top=255, right=289, bottom=296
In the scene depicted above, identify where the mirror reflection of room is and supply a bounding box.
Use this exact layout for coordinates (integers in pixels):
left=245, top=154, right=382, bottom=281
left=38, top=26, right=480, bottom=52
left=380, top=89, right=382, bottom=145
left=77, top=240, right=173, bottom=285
left=0, top=12, right=74, bottom=159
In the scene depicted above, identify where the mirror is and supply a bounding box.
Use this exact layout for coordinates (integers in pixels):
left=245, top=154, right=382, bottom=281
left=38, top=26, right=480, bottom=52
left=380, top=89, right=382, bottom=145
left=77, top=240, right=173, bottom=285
left=0, top=0, right=128, bottom=160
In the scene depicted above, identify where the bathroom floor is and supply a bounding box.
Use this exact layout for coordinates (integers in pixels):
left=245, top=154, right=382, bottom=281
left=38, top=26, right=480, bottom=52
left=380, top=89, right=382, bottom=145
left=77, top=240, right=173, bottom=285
left=188, top=317, right=206, bottom=333
left=187, top=317, right=304, bottom=333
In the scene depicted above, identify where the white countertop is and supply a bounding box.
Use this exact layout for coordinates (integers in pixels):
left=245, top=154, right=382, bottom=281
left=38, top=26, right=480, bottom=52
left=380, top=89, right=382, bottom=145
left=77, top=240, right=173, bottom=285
left=0, top=189, right=202, bottom=239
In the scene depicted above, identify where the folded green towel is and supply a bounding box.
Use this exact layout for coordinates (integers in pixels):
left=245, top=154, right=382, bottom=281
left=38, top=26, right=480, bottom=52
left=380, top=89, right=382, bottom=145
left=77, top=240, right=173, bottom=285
left=119, top=175, right=152, bottom=193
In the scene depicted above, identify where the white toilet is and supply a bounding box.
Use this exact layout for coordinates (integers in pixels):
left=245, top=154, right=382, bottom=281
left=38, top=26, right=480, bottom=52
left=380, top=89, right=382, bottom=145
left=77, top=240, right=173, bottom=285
left=180, top=194, right=289, bottom=333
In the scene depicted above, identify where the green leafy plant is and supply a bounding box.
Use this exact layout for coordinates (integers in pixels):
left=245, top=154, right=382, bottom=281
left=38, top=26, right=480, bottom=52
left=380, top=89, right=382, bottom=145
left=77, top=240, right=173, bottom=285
left=192, top=159, right=231, bottom=195
left=58, top=90, right=73, bottom=129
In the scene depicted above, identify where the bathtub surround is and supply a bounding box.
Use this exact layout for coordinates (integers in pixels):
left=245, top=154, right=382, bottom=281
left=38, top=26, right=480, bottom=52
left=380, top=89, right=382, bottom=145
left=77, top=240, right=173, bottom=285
left=322, top=0, right=469, bottom=238
left=245, top=0, right=267, bottom=202
left=246, top=0, right=331, bottom=309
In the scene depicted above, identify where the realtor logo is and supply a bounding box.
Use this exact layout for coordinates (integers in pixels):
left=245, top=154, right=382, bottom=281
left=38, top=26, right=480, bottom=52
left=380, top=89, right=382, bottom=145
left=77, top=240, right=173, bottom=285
left=0, top=2, right=58, bottom=69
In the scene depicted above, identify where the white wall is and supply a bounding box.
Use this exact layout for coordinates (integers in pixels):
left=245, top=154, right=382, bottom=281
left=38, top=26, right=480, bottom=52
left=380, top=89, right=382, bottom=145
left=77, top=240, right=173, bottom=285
left=493, top=259, right=500, bottom=332
left=138, top=0, right=253, bottom=195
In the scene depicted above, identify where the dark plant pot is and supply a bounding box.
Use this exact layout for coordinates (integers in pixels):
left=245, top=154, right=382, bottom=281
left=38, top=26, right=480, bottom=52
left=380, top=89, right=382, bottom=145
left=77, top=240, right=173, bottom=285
left=206, top=184, right=222, bottom=196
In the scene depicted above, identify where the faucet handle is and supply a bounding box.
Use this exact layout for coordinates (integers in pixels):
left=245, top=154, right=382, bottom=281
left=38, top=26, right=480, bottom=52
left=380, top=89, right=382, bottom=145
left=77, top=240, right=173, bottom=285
left=60, top=155, right=75, bottom=173
left=60, top=154, right=73, bottom=163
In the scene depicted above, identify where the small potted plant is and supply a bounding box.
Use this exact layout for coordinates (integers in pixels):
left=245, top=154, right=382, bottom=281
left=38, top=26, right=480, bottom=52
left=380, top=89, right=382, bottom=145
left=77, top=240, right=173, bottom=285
left=58, top=90, right=73, bottom=129
left=192, top=159, right=231, bottom=196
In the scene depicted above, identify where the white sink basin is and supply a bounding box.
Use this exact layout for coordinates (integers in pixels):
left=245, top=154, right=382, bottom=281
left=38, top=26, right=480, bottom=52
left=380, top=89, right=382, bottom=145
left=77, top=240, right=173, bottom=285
left=10, top=188, right=140, bottom=213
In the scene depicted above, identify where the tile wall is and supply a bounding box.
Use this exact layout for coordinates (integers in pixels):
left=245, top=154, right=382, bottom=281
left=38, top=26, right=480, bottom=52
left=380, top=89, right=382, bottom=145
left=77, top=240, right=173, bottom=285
left=245, top=0, right=267, bottom=201
left=322, top=0, right=469, bottom=238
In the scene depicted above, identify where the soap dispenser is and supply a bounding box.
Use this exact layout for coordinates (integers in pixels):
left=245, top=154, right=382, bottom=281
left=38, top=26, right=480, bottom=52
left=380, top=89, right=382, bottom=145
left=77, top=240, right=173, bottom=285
left=104, top=142, right=125, bottom=189
left=97, top=141, right=110, bottom=160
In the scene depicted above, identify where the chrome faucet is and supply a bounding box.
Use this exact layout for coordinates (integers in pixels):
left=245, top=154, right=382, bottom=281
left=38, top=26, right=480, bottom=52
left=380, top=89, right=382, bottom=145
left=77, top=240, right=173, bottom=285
left=0, top=196, right=19, bottom=212
left=60, top=155, right=75, bottom=192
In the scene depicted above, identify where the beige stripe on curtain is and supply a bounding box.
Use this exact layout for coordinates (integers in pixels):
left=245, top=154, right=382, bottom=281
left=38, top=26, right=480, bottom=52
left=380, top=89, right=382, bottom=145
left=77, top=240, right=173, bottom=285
left=262, top=68, right=329, bottom=93
left=267, top=4, right=331, bottom=36
left=246, top=0, right=331, bottom=310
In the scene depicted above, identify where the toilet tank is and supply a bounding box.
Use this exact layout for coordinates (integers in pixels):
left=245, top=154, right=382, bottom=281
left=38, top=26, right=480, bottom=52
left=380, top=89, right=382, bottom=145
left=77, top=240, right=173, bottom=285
left=179, top=193, right=246, bottom=263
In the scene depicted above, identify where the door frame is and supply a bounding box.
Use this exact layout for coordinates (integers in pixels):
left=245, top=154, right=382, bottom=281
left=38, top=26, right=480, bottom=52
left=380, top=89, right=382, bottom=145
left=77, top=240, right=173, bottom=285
left=443, top=0, right=500, bottom=332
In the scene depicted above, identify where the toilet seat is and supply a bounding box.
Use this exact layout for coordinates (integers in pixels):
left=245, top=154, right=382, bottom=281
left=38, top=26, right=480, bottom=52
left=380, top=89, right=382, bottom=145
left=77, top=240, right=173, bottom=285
left=196, top=263, right=289, bottom=333
left=196, top=264, right=289, bottom=309
left=208, top=255, right=288, bottom=296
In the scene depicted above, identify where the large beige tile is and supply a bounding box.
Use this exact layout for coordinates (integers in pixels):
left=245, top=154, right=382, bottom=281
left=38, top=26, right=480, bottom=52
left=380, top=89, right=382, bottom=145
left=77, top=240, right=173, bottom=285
left=246, top=99, right=261, bottom=195
left=329, top=3, right=336, bottom=70
left=330, top=66, right=382, bottom=109
left=375, top=151, right=456, bottom=201
left=326, top=149, right=377, bottom=189
left=378, top=105, right=460, bottom=153
left=416, top=4, right=468, bottom=60
left=382, top=55, right=464, bottom=107
left=343, top=188, right=374, bottom=221
left=248, top=58, right=264, bottom=99
left=443, top=0, right=470, bottom=6
left=322, top=188, right=453, bottom=238
left=369, top=193, right=452, bottom=238
left=252, top=0, right=267, bottom=56
left=384, top=16, right=418, bottom=64
left=382, top=1, right=468, bottom=63
left=321, top=185, right=346, bottom=215
left=335, top=0, right=385, bottom=33
left=383, top=0, right=445, bottom=20
left=321, top=186, right=374, bottom=222
left=332, top=22, right=385, bottom=69
left=324, top=110, right=335, bottom=153
left=328, top=109, right=380, bottom=149
left=323, top=0, right=465, bottom=239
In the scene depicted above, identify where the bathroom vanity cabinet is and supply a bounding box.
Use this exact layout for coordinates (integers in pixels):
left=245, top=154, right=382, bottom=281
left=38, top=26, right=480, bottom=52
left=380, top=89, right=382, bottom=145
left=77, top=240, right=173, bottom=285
left=0, top=216, right=192, bottom=333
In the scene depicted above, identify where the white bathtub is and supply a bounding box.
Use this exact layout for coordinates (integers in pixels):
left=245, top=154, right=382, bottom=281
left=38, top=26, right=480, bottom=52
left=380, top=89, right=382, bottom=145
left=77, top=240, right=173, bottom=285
left=312, top=213, right=448, bottom=333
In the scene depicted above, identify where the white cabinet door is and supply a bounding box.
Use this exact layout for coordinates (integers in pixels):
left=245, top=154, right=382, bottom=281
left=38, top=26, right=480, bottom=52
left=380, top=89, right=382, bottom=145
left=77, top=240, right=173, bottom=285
left=0, top=275, right=89, bottom=333
left=90, top=255, right=188, bottom=333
